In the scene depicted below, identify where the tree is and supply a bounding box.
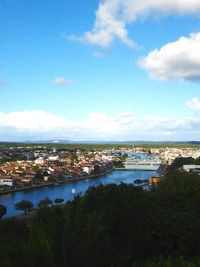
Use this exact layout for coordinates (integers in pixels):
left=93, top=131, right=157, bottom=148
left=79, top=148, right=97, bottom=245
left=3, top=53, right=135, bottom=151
left=34, top=171, right=44, bottom=183
left=167, top=157, right=194, bottom=173
left=0, top=204, right=6, bottom=219
left=71, top=154, right=78, bottom=164
left=93, top=164, right=101, bottom=174
left=113, top=160, right=124, bottom=168
left=14, top=200, right=34, bottom=214
left=38, top=197, right=52, bottom=208
left=54, top=198, right=64, bottom=205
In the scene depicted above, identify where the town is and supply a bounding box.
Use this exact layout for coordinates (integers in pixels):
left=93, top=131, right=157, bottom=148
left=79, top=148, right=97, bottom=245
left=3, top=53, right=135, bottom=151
left=0, top=146, right=123, bottom=193
left=0, top=145, right=200, bottom=193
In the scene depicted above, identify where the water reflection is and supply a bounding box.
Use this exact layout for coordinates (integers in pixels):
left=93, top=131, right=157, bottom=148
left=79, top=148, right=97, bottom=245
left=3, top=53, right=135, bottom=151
left=0, top=170, right=159, bottom=217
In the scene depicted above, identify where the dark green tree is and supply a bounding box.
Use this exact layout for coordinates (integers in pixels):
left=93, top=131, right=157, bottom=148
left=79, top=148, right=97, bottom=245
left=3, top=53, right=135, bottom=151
left=3, top=171, right=200, bottom=267
left=14, top=200, right=34, bottom=214
left=54, top=198, right=64, bottom=205
left=167, top=157, right=194, bottom=172
left=38, top=197, right=53, bottom=208
left=34, top=171, right=44, bottom=183
left=93, top=164, right=101, bottom=174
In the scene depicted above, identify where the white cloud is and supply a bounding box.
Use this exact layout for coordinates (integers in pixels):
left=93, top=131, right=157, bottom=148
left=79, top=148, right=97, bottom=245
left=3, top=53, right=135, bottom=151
left=67, top=0, right=200, bottom=48
left=139, top=32, right=200, bottom=81
left=187, top=98, right=200, bottom=111
left=0, top=109, right=200, bottom=141
left=53, top=77, right=73, bottom=86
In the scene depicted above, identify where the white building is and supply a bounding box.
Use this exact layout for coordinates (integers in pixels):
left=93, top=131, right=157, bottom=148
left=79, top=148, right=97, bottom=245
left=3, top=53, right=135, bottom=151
left=48, top=156, right=59, bottom=161
left=35, top=157, right=45, bottom=165
left=43, top=176, right=49, bottom=181
left=183, top=165, right=200, bottom=172
left=0, top=178, right=14, bottom=187
left=83, top=166, right=94, bottom=174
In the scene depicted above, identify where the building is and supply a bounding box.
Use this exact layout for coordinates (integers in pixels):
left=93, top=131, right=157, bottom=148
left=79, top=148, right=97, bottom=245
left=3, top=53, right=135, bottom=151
left=83, top=166, right=94, bottom=174
left=0, top=178, right=14, bottom=187
left=149, top=177, right=161, bottom=183
left=35, top=157, right=45, bottom=165
left=183, top=165, right=200, bottom=172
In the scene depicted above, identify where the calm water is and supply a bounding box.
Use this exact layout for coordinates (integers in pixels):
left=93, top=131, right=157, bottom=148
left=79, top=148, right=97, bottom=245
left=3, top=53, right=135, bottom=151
left=0, top=170, right=159, bottom=217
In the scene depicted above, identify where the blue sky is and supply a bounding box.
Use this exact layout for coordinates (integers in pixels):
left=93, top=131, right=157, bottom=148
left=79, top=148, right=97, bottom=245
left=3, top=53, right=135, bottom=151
left=1, top=0, right=200, bottom=141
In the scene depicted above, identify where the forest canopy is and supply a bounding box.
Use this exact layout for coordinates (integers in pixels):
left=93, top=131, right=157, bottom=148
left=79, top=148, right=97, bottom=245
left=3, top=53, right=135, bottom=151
left=1, top=169, right=200, bottom=266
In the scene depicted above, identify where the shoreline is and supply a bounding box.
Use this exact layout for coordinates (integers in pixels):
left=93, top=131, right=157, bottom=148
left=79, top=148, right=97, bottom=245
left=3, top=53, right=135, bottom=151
left=0, top=169, right=114, bottom=196
left=1, top=168, right=160, bottom=219
left=0, top=166, right=162, bottom=196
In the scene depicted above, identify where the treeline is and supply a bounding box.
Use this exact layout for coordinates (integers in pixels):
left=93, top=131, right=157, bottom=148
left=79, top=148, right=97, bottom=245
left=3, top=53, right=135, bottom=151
left=139, top=143, right=200, bottom=149
left=1, top=142, right=200, bottom=150
left=0, top=143, right=130, bottom=151
left=1, top=170, right=200, bottom=266
left=167, top=156, right=200, bottom=173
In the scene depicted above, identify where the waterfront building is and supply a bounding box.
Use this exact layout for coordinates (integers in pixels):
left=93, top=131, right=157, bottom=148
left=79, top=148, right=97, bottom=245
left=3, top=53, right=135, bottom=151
left=0, top=178, right=14, bottom=187
left=83, top=166, right=94, bottom=174
left=183, top=165, right=200, bottom=172
left=149, top=177, right=161, bottom=183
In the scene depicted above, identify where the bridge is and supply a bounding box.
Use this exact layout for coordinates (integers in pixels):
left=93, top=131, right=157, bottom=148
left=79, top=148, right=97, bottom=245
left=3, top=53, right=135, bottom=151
left=115, top=165, right=160, bottom=171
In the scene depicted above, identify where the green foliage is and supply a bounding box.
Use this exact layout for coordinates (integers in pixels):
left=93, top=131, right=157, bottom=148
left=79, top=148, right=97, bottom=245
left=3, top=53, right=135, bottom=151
left=0, top=143, right=131, bottom=151
left=112, top=160, right=124, bottom=167
left=54, top=198, right=64, bottom=204
left=34, top=171, right=44, bottom=182
left=38, top=197, right=53, bottom=208
left=93, top=164, right=101, bottom=174
left=71, top=154, right=78, bottom=163
left=0, top=218, right=29, bottom=267
left=1, top=141, right=200, bottom=150
left=14, top=200, right=34, bottom=214
left=3, top=172, right=200, bottom=266
left=167, top=157, right=195, bottom=172
left=132, top=257, right=200, bottom=266
left=166, top=156, right=200, bottom=174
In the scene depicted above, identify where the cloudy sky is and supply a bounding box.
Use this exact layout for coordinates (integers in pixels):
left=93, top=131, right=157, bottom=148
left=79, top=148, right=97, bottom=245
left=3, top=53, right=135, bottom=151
left=1, top=0, right=200, bottom=141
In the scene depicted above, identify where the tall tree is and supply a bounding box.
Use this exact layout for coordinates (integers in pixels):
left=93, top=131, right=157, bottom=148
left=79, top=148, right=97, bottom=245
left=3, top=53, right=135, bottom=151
left=15, top=200, right=34, bottom=214
left=38, top=197, right=53, bottom=208
left=54, top=198, right=64, bottom=205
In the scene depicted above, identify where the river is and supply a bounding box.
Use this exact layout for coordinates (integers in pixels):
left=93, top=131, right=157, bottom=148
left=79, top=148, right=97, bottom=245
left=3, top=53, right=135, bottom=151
left=0, top=169, right=159, bottom=217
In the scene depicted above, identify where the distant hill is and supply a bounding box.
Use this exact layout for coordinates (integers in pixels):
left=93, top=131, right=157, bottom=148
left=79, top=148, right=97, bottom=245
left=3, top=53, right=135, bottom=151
left=0, top=140, right=200, bottom=146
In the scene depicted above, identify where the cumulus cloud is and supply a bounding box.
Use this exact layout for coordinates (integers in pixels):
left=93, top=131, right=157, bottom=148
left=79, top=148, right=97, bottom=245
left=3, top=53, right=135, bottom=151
left=66, top=0, right=200, bottom=48
left=139, top=32, right=200, bottom=81
left=187, top=98, right=200, bottom=111
left=0, top=109, right=200, bottom=141
left=53, top=77, right=73, bottom=86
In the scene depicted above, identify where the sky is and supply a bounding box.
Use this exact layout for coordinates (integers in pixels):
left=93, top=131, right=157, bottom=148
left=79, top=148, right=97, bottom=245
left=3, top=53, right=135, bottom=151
left=1, top=0, right=200, bottom=141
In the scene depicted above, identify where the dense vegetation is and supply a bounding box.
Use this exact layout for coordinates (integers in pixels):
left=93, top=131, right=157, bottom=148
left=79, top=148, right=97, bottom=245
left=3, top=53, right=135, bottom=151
left=167, top=156, right=200, bottom=173
left=0, top=142, right=200, bottom=150
left=1, top=167, right=200, bottom=266
left=0, top=143, right=130, bottom=151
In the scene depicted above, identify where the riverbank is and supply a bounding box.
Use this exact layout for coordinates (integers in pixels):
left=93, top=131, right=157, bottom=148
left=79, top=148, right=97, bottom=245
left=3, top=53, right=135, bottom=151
left=0, top=169, right=160, bottom=218
left=0, top=166, right=163, bottom=196
left=0, top=168, right=114, bottom=196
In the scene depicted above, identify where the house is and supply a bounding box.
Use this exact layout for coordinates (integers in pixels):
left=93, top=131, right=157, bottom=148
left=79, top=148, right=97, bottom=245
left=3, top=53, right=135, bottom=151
left=0, top=178, right=14, bottom=187
left=83, top=166, right=94, bottom=174
left=35, top=157, right=45, bottom=165
left=183, top=165, right=200, bottom=173
left=149, top=177, right=161, bottom=183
